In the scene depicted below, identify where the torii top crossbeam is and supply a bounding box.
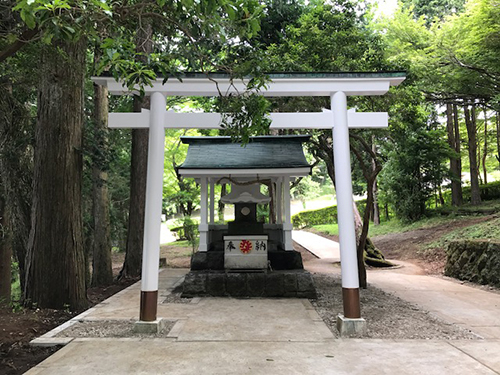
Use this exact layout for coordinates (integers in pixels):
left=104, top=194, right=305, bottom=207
left=93, top=71, right=405, bottom=96
left=92, top=71, right=406, bottom=328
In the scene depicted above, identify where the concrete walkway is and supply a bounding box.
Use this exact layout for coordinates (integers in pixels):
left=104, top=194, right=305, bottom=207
left=293, top=230, right=340, bottom=260
left=295, top=230, right=500, bottom=340
left=26, top=234, right=500, bottom=374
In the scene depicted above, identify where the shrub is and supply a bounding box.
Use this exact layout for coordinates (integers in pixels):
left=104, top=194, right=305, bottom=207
left=292, top=205, right=337, bottom=229
left=292, top=199, right=368, bottom=229
left=453, top=180, right=500, bottom=202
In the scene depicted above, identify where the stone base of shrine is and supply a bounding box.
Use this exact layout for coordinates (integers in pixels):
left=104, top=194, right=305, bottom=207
left=190, top=250, right=304, bottom=271
left=181, top=270, right=317, bottom=299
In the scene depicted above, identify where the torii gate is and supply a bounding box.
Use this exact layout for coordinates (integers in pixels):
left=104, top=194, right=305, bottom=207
left=92, top=72, right=405, bottom=334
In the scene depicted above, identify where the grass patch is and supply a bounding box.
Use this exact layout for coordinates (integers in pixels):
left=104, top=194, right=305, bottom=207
left=311, top=215, right=473, bottom=238
left=425, top=217, right=500, bottom=250
left=165, top=240, right=192, bottom=247
left=311, top=224, right=339, bottom=236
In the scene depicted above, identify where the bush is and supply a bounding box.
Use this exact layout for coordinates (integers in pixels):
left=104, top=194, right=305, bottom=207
left=292, top=199, right=368, bottom=229
left=446, top=180, right=500, bottom=203
left=292, top=205, right=337, bottom=229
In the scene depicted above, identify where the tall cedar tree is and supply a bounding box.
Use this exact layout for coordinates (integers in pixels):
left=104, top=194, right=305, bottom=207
left=24, top=39, right=88, bottom=310
left=91, top=81, right=113, bottom=286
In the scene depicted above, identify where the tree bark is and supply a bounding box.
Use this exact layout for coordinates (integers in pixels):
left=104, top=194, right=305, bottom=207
left=464, top=104, right=481, bottom=205
left=0, top=195, right=12, bottom=305
left=218, top=184, right=226, bottom=222
left=482, top=107, right=488, bottom=185
left=24, top=39, right=88, bottom=310
left=371, top=138, right=380, bottom=225
left=496, top=112, right=500, bottom=169
left=0, top=82, right=32, bottom=294
left=119, top=22, right=153, bottom=280
left=91, top=83, right=113, bottom=286
left=447, top=104, right=463, bottom=206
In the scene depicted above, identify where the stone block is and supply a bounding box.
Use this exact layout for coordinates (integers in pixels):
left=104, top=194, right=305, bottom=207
left=283, top=273, right=298, bottom=295
left=207, top=272, right=226, bottom=296
left=336, top=315, right=367, bottom=337
left=247, top=273, right=266, bottom=297
left=297, top=273, right=315, bottom=293
left=134, top=319, right=169, bottom=334
left=265, top=273, right=284, bottom=297
left=182, top=272, right=207, bottom=297
left=226, top=273, right=247, bottom=297
left=190, top=253, right=208, bottom=271
left=207, top=252, right=224, bottom=270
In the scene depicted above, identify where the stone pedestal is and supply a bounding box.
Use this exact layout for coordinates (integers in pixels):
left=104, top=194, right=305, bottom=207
left=336, top=314, right=367, bottom=337
left=134, top=318, right=169, bottom=334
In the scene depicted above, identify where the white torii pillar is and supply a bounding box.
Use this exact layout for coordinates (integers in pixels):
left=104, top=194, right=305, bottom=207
left=332, top=92, right=361, bottom=320
left=140, top=92, right=166, bottom=321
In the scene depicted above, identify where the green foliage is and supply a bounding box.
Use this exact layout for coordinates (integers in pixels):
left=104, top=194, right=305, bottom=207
left=292, top=205, right=338, bottom=228
left=292, top=199, right=368, bottom=228
left=464, top=181, right=500, bottom=202
left=378, top=87, right=451, bottom=222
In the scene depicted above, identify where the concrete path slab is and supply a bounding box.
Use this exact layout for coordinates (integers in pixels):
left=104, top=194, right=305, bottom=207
left=26, top=339, right=499, bottom=375
left=367, top=270, right=500, bottom=339
left=296, top=230, right=500, bottom=339
left=293, top=230, right=340, bottom=260
left=173, top=298, right=333, bottom=342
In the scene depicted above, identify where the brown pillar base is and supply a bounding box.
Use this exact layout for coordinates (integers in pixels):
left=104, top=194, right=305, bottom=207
left=342, top=287, right=361, bottom=319
left=140, top=290, right=158, bottom=321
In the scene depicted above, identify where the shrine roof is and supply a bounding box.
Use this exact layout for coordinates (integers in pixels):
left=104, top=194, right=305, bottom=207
left=178, top=135, right=312, bottom=175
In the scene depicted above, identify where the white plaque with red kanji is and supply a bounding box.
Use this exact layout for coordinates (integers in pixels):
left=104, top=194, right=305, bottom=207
left=223, top=235, right=268, bottom=269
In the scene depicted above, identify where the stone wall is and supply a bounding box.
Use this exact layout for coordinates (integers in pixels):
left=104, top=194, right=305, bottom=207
left=445, top=240, right=500, bottom=287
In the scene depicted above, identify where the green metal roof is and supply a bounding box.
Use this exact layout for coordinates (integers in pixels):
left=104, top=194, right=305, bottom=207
left=179, top=135, right=312, bottom=170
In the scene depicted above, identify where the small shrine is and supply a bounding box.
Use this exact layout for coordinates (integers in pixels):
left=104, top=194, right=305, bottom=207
left=178, top=135, right=311, bottom=270
left=178, top=135, right=317, bottom=297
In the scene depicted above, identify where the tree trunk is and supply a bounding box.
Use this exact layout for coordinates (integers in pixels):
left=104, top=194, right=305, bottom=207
left=482, top=107, right=488, bottom=185
left=464, top=104, right=481, bottom=205
left=353, top=200, right=367, bottom=289
left=496, top=112, right=500, bottom=169
left=119, top=22, right=152, bottom=280
left=0, top=82, right=32, bottom=294
left=24, top=39, right=88, bottom=310
left=452, top=104, right=463, bottom=204
left=447, top=104, right=463, bottom=206
left=371, top=138, right=380, bottom=225
left=91, top=83, right=113, bottom=286
left=218, top=184, right=226, bottom=222
left=0, top=195, right=12, bottom=305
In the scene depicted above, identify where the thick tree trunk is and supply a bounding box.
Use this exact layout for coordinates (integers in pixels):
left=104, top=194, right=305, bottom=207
left=119, top=23, right=152, bottom=280
left=24, top=39, right=88, bottom=310
left=120, top=120, right=149, bottom=279
left=0, top=82, right=32, bottom=293
left=447, top=104, right=463, bottom=206
left=0, top=195, right=12, bottom=305
left=91, top=84, right=113, bottom=286
left=464, top=104, right=481, bottom=205
left=482, top=107, right=488, bottom=185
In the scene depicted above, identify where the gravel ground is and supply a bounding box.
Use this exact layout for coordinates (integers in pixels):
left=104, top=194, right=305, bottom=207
left=55, top=320, right=176, bottom=338
left=311, top=273, right=480, bottom=340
